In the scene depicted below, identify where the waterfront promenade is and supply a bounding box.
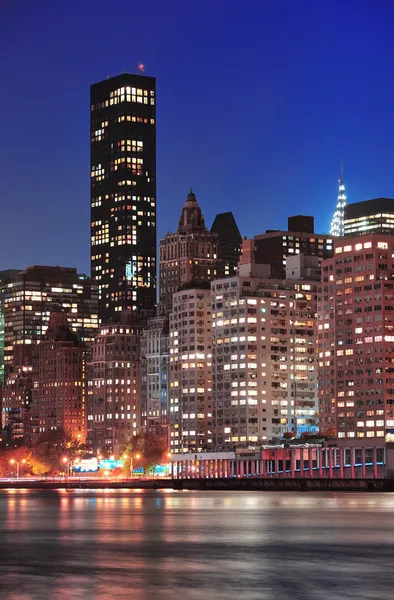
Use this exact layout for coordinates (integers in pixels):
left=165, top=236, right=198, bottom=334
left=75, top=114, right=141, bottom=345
left=2, top=442, right=393, bottom=492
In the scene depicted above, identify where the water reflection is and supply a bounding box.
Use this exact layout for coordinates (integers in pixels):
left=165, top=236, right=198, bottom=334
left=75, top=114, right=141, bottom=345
left=0, top=490, right=394, bottom=599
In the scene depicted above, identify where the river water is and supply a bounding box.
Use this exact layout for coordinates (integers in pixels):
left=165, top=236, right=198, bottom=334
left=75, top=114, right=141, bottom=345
left=0, top=489, right=392, bottom=599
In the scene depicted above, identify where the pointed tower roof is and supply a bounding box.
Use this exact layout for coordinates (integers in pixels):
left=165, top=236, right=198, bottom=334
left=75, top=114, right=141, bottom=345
left=186, top=188, right=197, bottom=203
left=178, top=189, right=208, bottom=234
left=330, top=159, right=347, bottom=236
left=211, top=212, right=242, bottom=243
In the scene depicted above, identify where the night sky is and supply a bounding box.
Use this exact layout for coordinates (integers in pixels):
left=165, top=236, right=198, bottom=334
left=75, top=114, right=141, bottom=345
left=1, top=0, right=394, bottom=274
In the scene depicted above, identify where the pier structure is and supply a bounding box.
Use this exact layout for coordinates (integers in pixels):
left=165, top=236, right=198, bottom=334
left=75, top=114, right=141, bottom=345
left=169, top=444, right=386, bottom=480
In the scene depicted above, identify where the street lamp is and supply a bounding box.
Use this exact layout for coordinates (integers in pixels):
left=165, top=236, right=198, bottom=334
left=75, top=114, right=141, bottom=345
left=62, top=457, right=71, bottom=479
left=9, top=458, right=26, bottom=480
left=122, top=454, right=129, bottom=477
left=123, top=453, right=142, bottom=478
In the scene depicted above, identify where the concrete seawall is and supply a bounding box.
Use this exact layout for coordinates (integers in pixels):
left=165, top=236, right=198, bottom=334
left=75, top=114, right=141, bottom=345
left=0, top=478, right=392, bottom=492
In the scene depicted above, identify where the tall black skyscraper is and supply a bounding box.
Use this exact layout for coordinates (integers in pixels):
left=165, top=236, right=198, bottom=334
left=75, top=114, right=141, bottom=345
left=90, top=72, right=156, bottom=323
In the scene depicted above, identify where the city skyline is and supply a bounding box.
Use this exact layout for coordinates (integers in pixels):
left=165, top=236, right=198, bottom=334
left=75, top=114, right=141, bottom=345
left=1, top=5, right=394, bottom=597
left=2, top=1, right=394, bottom=273
left=1, top=2, right=394, bottom=451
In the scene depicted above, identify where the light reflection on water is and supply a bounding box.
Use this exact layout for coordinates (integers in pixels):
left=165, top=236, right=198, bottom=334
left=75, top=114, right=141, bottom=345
left=0, top=490, right=394, bottom=599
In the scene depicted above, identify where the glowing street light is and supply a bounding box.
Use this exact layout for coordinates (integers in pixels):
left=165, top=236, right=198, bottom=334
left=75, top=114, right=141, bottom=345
left=62, top=456, right=71, bottom=479
left=9, top=458, right=26, bottom=480
left=123, top=453, right=142, bottom=478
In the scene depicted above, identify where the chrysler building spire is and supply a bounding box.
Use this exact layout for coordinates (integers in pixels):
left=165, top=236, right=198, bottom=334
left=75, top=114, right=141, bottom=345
left=330, top=159, right=347, bottom=236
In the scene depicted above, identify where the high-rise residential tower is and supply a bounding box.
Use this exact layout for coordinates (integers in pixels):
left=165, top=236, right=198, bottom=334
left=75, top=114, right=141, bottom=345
left=330, top=162, right=347, bottom=237
left=90, top=73, right=156, bottom=323
left=169, top=287, right=213, bottom=454
left=87, top=312, right=146, bottom=453
left=212, top=256, right=319, bottom=449
left=318, top=234, right=394, bottom=441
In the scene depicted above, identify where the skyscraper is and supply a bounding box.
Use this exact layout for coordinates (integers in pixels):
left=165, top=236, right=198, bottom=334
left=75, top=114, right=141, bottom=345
left=330, top=162, right=347, bottom=236
left=318, top=234, right=394, bottom=441
left=159, top=190, right=220, bottom=314
left=90, top=73, right=156, bottom=323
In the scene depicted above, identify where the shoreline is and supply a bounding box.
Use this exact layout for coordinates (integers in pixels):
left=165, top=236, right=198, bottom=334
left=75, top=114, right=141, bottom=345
left=0, top=478, right=392, bottom=492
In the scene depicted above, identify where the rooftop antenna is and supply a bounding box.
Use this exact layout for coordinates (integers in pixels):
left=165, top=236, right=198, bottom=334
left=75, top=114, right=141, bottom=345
left=138, top=63, right=145, bottom=73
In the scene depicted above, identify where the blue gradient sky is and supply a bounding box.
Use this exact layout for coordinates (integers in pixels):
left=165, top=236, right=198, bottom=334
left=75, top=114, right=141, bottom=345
left=1, top=0, right=394, bottom=273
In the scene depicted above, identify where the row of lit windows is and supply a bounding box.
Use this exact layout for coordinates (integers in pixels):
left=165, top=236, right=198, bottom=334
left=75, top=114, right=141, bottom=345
left=116, top=115, right=155, bottom=125
left=113, top=156, right=143, bottom=171
left=337, top=431, right=384, bottom=438
left=112, top=139, right=143, bottom=151
left=109, top=87, right=153, bottom=98
left=91, top=88, right=154, bottom=111
left=345, top=213, right=394, bottom=224
left=282, top=235, right=332, bottom=244
left=336, top=241, right=389, bottom=254
left=88, top=414, right=138, bottom=422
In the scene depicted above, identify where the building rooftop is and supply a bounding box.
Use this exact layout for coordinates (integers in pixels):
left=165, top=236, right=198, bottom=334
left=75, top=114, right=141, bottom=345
left=345, top=198, right=394, bottom=219
left=210, top=212, right=242, bottom=243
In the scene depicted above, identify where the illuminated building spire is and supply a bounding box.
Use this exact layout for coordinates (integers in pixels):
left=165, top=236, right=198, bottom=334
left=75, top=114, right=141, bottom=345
left=330, top=159, right=347, bottom=236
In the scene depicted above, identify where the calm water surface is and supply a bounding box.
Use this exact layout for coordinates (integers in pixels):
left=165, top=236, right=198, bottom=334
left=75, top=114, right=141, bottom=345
left=0, top=489, right=393, bottom=599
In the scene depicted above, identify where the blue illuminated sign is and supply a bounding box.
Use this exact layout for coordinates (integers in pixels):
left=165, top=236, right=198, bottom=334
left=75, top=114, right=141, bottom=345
left=99, top=459, right=123, bottom=470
